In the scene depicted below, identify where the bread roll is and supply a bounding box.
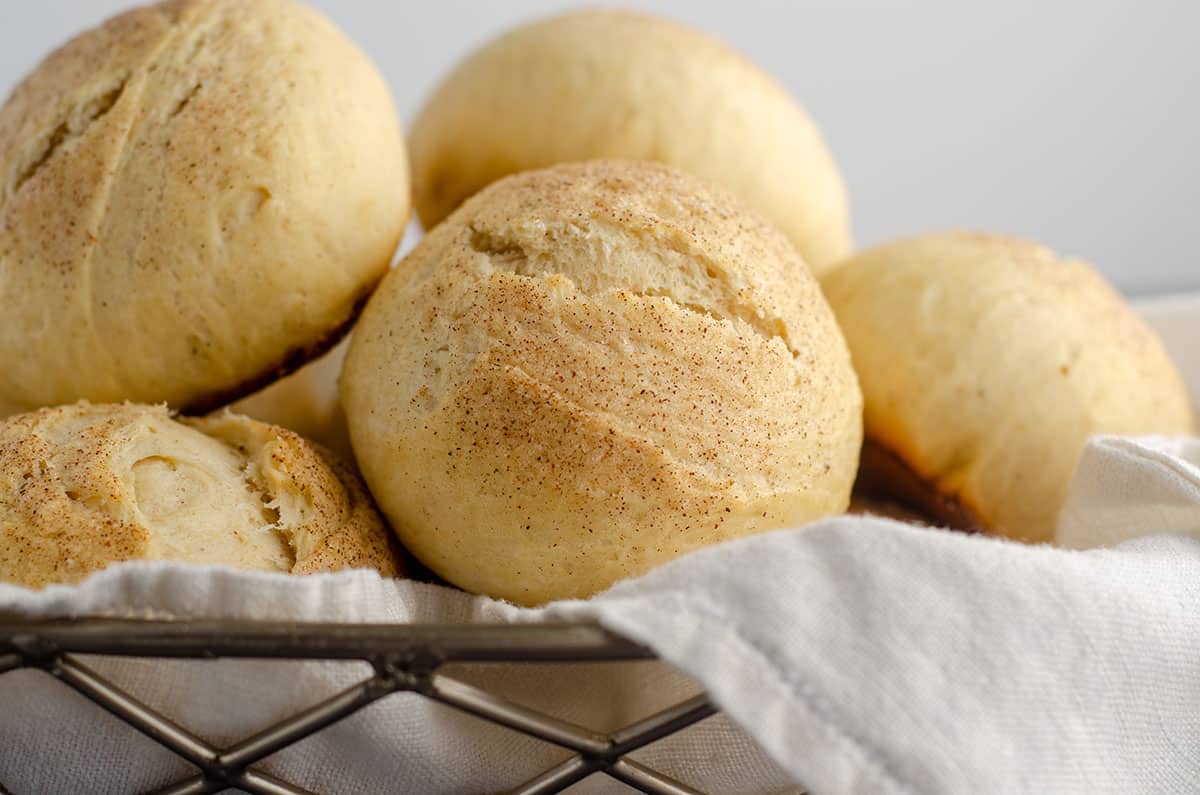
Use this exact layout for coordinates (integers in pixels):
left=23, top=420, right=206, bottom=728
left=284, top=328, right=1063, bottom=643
left=342, top=160, right=862, bottom=605
left=410, top=9, right=849, bottom=274
left=0, top=402, right=400, bottom=588
left=231, top=337, right=353, bottom=460
left=0, top=0, right=409, bottom=418
left=822, top=232, right=1195, bottom=542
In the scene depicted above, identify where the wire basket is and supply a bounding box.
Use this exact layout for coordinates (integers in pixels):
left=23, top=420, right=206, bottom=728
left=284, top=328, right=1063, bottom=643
left=0, top=618, right=734, bottom=795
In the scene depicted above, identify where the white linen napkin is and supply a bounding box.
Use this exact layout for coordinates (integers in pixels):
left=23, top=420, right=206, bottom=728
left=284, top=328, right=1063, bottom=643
left=1057, top=435, right=1200, bottom=549
left=1, top=295, right=1197, bottom=794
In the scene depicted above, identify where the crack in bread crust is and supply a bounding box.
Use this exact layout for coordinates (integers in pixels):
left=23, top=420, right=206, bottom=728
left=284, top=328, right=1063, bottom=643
left=6, top=77, right=128, bottom=201
left=464, top=217, right=800, bottom=357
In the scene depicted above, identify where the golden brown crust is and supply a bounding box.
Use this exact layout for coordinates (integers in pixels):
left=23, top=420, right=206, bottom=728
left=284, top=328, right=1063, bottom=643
left=409, top=8, right=849, bottom=273
left=0, top=0, right=409, bottom=419
left=181, top=286, right=373, bottom=416
left=853, top=438, right=984, bottom=532
left=0, top=408, right=151, bottom=588
left=343, top=160, right=862, bottom=604
left=0, top=402, right=400, bottom=588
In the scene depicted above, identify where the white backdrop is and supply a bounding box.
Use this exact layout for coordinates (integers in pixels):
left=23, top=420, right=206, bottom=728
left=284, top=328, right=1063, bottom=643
left=2, top=1, right=1196, bottom=295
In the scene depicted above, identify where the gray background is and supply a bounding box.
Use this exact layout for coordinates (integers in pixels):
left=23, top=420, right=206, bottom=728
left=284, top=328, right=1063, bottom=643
left=2, top=1, right=1196, bottom=296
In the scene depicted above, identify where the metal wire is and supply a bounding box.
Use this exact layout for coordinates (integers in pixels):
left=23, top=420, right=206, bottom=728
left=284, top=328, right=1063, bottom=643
left=426, top=672, right=613, bottom=754
left=0, top=619, right=654, bottom=662
left=507, top=755, right=605, bottom=795
left=215, top=676, right=400, bottom=770
left=608, top=760, right=707, bottom=795
left=0, top=619, right=725, bottom=795
left=53, top=655, right=219, bottom=768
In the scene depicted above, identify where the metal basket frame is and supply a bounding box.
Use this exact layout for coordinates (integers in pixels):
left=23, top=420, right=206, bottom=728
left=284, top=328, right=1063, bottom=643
left=0, top=619, right=725, bottom=795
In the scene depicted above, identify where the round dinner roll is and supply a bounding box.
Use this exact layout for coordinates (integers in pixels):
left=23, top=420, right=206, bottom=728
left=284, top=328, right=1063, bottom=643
left=0, top=0, right=410, bottom=418
left=0, top=402, right=400, bottom=589
left=822, top=232, right=1195, bottom=543
left=342, top=160, right=863, bottom=605
left=410, top=9, right=849, bottom=274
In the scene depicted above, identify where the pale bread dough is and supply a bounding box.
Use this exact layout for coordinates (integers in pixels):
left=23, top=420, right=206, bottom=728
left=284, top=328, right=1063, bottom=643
left=343, top=161, right=862, bottom=604
left=0, top=402, right=401, bottom=588
left=822, top=232, right=1194, bottom=542
left=410, top=9, right=848, bottom=274
left=0, top=0, right=410, bottom=417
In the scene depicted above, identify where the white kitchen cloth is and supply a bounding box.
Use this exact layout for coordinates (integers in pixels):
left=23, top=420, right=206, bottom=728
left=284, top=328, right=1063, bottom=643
left=1058, top=435, right=1200, bottom=549
left=3, top=432, right=1200, bottom=794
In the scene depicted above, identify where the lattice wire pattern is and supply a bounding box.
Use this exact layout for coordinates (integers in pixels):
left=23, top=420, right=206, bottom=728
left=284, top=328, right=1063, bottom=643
left=0, top=620, right=722, bottom=795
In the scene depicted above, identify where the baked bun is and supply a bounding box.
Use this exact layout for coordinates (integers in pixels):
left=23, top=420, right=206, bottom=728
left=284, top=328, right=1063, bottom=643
left=0, top=0, right=409, bottom=418
left=0, top=402, right=400, bottom=588
left=410, top=9, right=849, bottom=274
left=822, top=232, right=1195, bottom=542
left=342, top=160, right=862, bottom=604
left=231, top=337, right=353, bottom=461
